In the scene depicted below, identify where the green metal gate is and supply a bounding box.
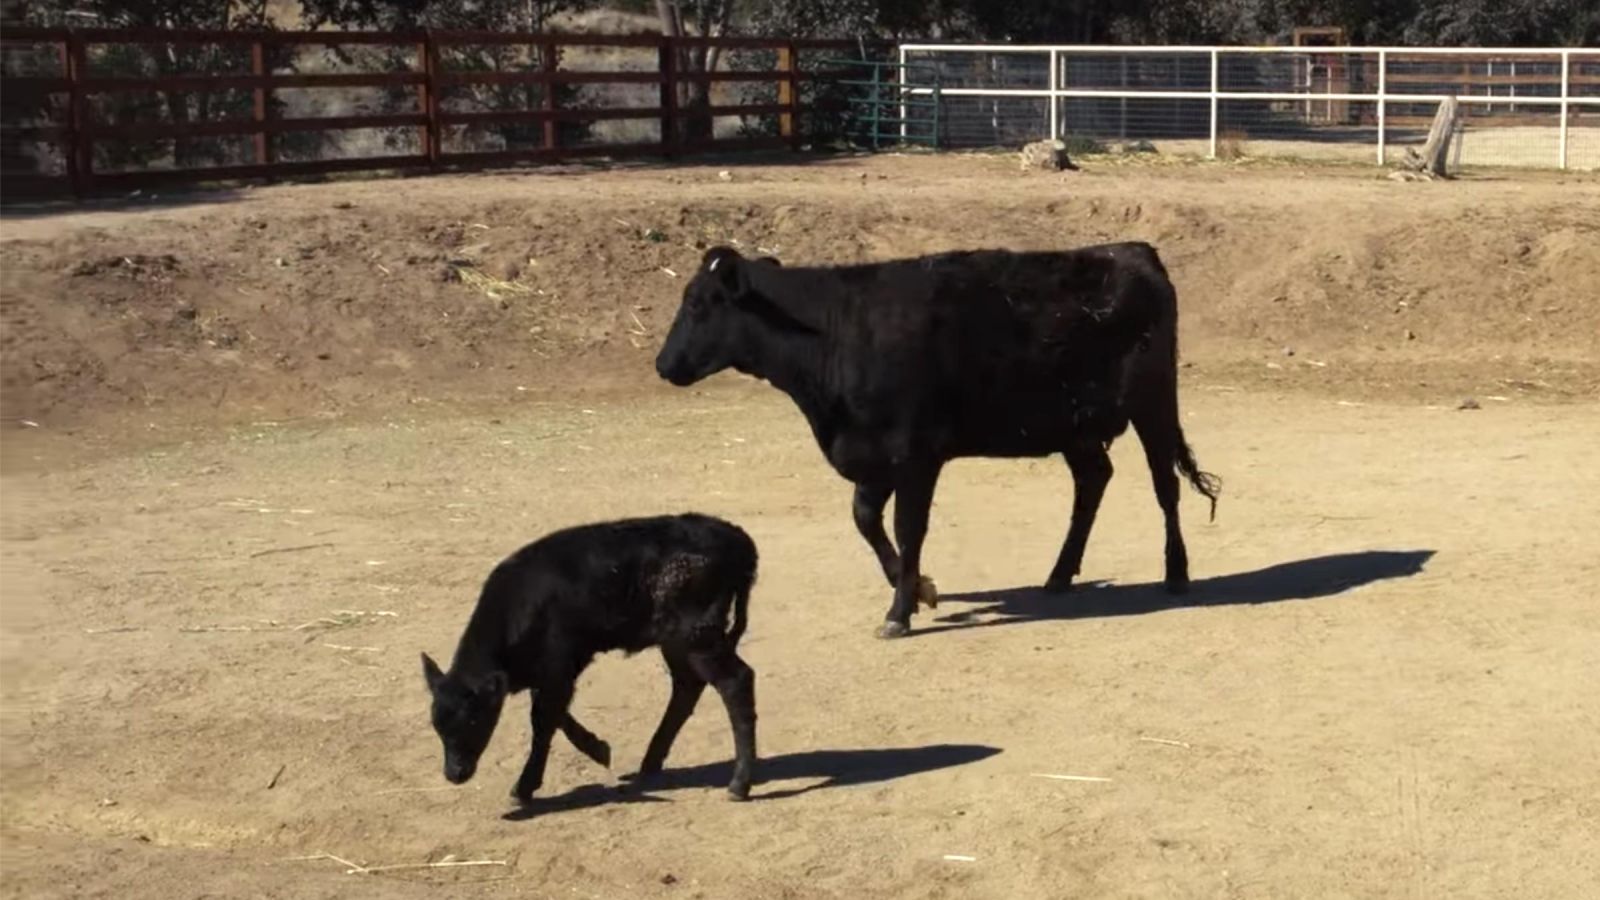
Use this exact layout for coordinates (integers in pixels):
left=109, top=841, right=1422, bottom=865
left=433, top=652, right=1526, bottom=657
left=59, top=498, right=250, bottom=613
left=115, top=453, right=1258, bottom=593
left=816, top=57, right=943, bottom=150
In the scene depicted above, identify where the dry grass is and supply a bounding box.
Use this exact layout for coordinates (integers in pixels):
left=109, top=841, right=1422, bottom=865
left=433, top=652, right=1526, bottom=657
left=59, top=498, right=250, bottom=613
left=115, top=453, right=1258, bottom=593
left=1215, top=128, right=1249, bottom=161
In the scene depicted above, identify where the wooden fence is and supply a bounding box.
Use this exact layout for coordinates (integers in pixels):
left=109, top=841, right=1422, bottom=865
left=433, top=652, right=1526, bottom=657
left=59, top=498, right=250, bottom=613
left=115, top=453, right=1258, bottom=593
left=0, top=27, right=882, bottom=198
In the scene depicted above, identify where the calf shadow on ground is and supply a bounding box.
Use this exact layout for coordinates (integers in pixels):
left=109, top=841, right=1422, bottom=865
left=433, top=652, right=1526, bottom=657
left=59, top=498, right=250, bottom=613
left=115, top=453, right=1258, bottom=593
left=914, top=549, right=1437, bottom=638
left=502, top=743, right=1001, bottom=821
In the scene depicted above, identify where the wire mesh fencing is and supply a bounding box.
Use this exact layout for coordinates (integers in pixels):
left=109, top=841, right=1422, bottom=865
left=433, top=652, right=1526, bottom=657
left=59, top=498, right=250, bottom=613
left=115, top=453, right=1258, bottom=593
left=899, top=44, right=1600, bottom=170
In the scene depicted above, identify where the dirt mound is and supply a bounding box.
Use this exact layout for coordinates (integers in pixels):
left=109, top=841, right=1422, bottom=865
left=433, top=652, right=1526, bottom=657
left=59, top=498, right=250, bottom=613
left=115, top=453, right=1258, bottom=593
left=3, top=156, right=1597, bottom=433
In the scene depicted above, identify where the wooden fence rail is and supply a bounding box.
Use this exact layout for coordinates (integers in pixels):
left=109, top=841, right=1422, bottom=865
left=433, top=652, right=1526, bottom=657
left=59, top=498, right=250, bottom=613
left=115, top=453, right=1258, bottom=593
left=0, top=27, right=884, bottom=198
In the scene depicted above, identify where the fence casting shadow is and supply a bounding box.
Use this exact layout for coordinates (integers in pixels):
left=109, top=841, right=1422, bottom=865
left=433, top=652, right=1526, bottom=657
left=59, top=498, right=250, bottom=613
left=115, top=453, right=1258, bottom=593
left=503, top=742, right=1001, bottom=820
left=914, top=549, right=1436, bottom=638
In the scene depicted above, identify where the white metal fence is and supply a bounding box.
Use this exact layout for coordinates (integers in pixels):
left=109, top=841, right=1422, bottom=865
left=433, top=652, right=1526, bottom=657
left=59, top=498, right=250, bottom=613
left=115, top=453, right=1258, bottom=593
left=897, top=44, right=1600, bottom=170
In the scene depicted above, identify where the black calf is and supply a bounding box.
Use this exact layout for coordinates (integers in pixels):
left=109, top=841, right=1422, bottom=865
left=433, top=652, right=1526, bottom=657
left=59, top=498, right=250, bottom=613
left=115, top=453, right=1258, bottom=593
left=420, top=513, right=759, bottom=805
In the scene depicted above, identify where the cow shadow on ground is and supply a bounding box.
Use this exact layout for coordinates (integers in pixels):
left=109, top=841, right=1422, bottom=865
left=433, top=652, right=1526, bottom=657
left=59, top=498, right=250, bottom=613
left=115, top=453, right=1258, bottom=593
left=914, top=549, right=1437, bottom=638
left=502, top=743, right=1001, bottom=820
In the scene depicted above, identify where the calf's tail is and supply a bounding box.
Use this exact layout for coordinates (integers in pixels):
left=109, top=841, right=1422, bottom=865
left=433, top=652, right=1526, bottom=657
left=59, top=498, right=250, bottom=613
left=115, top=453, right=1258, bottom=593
left=726, top=582, right=751, bottom=646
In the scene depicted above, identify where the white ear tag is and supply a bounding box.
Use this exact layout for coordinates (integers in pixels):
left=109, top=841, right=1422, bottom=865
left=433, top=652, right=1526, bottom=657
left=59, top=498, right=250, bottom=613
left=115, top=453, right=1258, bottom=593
left=709, top=257, right=722, bottom=272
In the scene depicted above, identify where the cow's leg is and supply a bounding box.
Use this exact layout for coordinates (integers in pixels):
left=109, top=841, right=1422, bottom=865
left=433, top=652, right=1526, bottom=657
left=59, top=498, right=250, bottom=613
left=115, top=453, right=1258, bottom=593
left=1132, top=414, right=1189, bottom=594
left=688, top=648, right=758, bottom=801
left=1045, top=442, right=1114, bottom=592
left=560, top=713, right=611, bottom=768
left=513, top=674, right=577, bottom=805
left=852, top=482, right=899, bottom=587
left=879, top=464, right=941, bottom=639
left=636, top=644, right=707, bottom=779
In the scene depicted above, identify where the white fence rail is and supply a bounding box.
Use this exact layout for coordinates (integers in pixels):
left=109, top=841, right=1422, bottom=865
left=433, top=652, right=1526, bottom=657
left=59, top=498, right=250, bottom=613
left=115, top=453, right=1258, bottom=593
left=897, top=44, right=1600, bottom=170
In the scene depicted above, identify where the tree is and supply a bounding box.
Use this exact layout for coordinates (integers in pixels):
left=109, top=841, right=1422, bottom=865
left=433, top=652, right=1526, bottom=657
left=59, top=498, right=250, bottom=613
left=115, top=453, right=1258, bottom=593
left=299, top=0, right=599, bottom=151
left=653, top=1, right=738, bottom=141
left=7, top=1, right=281, bottom=170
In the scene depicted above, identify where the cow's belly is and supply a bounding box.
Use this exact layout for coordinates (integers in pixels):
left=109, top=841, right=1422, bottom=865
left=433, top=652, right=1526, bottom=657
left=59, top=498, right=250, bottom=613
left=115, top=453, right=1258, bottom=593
left=823, top=430, right=905, bottom=483
left=950, top=386, right=1130, bottom=454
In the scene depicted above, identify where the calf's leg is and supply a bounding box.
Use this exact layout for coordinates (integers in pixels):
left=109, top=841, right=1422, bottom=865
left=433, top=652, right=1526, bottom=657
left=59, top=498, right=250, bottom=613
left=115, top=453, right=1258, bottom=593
left=561, top=714, right=611, bottom=769
left=1045, top=442, right=1114, bottom=592
left=689, top=648, right=757, bottom=800
left=513, top=676, right=576, bottom=805
left=636, top=645, right=707, bottom=778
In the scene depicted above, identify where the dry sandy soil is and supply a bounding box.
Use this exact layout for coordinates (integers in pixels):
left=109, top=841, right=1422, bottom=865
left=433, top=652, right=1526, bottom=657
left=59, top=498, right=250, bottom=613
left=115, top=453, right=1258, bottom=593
left=2, top=155, right=1599, bottom=899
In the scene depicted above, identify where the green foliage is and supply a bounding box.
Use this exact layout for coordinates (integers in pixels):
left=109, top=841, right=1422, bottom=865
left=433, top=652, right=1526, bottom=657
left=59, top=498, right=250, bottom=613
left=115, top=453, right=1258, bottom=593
left=300, top=0, right=600, bottom=151
left=5, top=1, right=292, bottom=171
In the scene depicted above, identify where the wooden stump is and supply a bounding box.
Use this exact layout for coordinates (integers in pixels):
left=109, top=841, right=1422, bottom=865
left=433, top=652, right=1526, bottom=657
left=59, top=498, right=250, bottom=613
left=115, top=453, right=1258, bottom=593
left=1405, top=96, right=1460, bottom=178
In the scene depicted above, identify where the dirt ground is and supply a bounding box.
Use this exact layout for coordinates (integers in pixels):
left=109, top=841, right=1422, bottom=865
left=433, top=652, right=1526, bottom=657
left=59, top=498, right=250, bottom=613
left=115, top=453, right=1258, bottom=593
left=2, top=156, right=1599, bottom=899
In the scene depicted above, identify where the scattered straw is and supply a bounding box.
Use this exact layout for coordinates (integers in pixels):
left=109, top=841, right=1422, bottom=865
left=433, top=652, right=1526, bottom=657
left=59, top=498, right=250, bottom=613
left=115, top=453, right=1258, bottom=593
left=249, top=542, right=335, bottom=559
left=1138, top=736, right=1192, bottom=748
left=1030, top=773, right=1113, bottom=783
left=323, top=643, right=382, bottom=653
left=456, top=266, right=537, bottom=301
left=293, top=852, right=508, bottom=876
left=355, top=859, right=508, bottom=875
left=943, top=855, right=977, bottom=862
left=179, top=621, right=283, bottom=633
left=294, top=610, right=397, bottom=632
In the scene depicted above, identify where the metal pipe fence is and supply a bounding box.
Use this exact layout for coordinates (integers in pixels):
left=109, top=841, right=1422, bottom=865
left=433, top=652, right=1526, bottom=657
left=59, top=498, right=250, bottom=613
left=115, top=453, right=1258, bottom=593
left=899, top=44, right=1600, bottom=170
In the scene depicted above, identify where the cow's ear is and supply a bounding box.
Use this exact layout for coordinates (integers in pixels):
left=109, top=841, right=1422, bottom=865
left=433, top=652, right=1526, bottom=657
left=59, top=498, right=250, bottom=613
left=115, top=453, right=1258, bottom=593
left=702, top=246, right=745, bottom=291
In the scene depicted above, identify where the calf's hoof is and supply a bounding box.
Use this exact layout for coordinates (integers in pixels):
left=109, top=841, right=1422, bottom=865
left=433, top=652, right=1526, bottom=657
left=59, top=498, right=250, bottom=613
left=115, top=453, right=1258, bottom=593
left=915, top=575, right=940, bottom=610
left=1164, top=577, right=1190, bottom=596
left=591, top=740, right=613, bottom=769
left=726, top=781, right=752, bottom=802
left=876, top=620, right=911, bottom=640
left=510, top=785, right=537, bottom=806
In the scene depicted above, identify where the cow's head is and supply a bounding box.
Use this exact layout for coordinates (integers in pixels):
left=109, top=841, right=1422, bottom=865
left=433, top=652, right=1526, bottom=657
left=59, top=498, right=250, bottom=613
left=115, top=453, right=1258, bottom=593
left=421, top=652, right=508, bottom=785
left=655, top=246, right=774, bottom=386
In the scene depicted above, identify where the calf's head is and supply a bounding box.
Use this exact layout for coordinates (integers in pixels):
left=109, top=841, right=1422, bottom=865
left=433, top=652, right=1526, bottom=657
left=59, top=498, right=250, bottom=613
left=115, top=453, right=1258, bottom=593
left=656, top=246, right=765, bottom=386
left=421, top=653, right=508, bottom=784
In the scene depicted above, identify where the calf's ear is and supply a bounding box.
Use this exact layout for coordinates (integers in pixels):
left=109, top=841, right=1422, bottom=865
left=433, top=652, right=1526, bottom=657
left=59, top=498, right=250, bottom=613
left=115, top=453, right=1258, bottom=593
left=421, top=652, right=446, bottom=693
left=482, top=670, right=510, bottom=698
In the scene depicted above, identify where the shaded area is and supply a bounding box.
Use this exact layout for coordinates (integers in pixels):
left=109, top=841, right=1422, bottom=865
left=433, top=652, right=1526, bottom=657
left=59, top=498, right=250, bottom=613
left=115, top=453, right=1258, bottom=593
left=504, top=743, right=1001, bottom=820
left=916, top=549, right=1436, bottom=637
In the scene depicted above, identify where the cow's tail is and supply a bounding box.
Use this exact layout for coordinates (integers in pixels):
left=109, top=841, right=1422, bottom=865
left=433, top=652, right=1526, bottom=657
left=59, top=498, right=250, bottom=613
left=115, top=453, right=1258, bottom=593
left=1175, top=432, right=1222, bottom=522
left=1143, top=242, right=1221, bottom=522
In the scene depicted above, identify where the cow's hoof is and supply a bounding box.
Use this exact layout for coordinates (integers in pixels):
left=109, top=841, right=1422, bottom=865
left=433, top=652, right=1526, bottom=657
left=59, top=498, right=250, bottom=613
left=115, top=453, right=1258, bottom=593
left=1164, top=578, right=1190, bottom=595
left=726, top=783, right=751, bottom=802
left=592, top=741, right=612, bottom=769
left=1043, top=576, right=1075, bottom=594
left=916, top=575, right=939, bottom=610
left=876, top=620, right=911, bottom=640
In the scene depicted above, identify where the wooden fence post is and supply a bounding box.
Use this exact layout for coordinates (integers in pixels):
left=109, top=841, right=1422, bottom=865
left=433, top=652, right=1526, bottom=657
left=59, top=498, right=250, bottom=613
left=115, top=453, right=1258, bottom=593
left=419, top=30, right=441, bottom=169
left=63, top=30, right=89, bottom=198
left=658, top=38, right=678, bottom=157
left=250, top=39, right=273, bottom=165
left=542, top=41, right=559, bottom=151
left=777, top=42, right=799, bottom=150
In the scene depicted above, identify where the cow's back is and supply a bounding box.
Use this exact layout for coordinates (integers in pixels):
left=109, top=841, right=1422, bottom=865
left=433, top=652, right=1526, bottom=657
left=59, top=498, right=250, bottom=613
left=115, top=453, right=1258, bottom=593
left=825, top=243, right=1170, bottom=453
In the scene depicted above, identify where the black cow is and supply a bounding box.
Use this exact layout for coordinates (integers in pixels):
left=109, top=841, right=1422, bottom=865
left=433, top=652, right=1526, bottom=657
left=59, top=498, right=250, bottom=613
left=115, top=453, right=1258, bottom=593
left=421, top=513, right=759, bottom=805
left=655, top=243, right=1218, bottom=639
